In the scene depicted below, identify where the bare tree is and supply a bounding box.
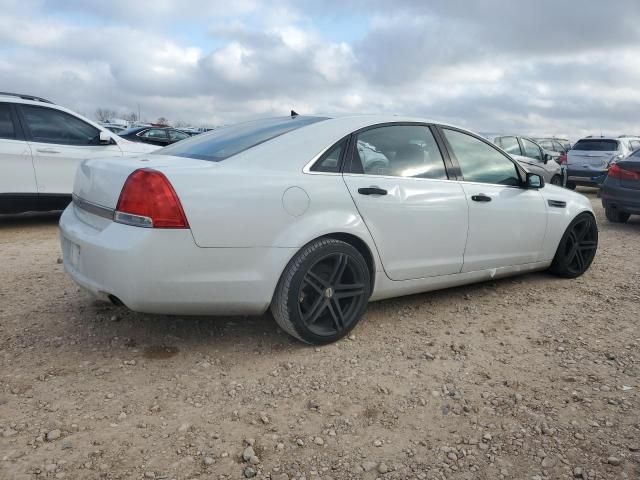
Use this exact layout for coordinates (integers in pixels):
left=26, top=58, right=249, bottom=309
left=156, top=117, right=169, bottom=126
left=95, top=108, right=117, bottom=123
left=173, top=120, right=190, bottom=128
left=122, top=112, right=138, bottom=124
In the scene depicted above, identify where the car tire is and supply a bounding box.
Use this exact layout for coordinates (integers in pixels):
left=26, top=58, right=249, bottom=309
left=566, top=181, right=576, bottom=190
left=550, top=175, right=563, bottom=186
left=271, top=238, right=371, bottom=345
left=605, top=207, right=630, bottom=223
left=549, top=212, right=598, bottom=278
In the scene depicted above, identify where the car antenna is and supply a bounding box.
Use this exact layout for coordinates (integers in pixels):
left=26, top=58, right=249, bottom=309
left=291, top=109, right=299, bottom=118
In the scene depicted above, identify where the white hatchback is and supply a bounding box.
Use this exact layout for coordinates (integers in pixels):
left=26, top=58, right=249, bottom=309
left=0, top=92, right=158, bottom=214
left=60, top=114, right=598, bottom=344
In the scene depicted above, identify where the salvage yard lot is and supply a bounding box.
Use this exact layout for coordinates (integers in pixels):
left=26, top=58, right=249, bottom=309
left=1, top=190, right=639, bottom=480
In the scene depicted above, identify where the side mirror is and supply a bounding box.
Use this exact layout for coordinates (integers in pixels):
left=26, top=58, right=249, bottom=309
left=526, top=172, right=544, bottom=189
left=543, top=153, right=552, bottom=163
left=99, top=131, right=112, bottom=144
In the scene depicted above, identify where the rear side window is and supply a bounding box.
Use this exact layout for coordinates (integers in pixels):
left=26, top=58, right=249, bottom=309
left=348, top=125, right=447, bottom=179
left=21, top=105, right=99, bottom=145
left=311, top=139, right=347, bottom=173
left=158, top=116, right=328, bottom=162
left=572, top=139, right=619, bottom=151
left=0, top=103, right=16, bottom=139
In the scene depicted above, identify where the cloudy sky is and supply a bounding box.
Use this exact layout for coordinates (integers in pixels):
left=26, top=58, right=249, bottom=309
left=1, top=0, right=640, bottom=138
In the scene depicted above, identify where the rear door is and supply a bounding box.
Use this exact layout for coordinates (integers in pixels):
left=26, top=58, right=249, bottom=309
left=341, top=123, right=468, bottom=280
left=0, top=102, right=37, bottom=212
left=18, top=104, right=123, bottom=198
left=439, top=127, right=547, bottom=272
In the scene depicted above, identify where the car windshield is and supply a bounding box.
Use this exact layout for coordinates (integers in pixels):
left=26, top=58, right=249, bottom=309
left=572, top=139, right=619, bottom=151
left=157, top=116, right=329, bottom=162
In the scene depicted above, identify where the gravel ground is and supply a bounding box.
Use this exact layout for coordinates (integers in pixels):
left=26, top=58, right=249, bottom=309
left=1, top=190, right=639, bottom=480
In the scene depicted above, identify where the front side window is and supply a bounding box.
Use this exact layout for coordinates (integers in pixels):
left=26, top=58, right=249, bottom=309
left=443, top=128, right=520, bottom=186
left=21, top=105, right=99, bottom=145
left=349, top=125, right=447, bottom=179
left=521, top=138, right=543, bottom=160
left=497, top=136, right=521, bottom=156
left=0, top=103, right=16, bottom=140
left=142, top=129, right=168, bottom=140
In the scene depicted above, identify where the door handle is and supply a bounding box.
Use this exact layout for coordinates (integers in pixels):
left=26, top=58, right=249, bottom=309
left=358, top=187, right=387, bottom=196
left=36, top=148, right=61, bottom=154
left=471, top=194, right=492, bottom=202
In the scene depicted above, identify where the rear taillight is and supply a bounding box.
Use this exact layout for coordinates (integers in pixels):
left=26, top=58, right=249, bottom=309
left=558, top=153, right=567, bottom=165
left=608, top=164, right=640, bottom=181
left=115, top=169, right=189, bottom=228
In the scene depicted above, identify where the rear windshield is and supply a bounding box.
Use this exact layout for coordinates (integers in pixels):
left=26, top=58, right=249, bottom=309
left=157, top=116, right=328, bottom=162
left=572, top=139, right=619, bottom=152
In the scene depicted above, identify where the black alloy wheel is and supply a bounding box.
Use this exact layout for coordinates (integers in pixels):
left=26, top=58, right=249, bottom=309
left=549, top=213, right=598, bottom=278
left=271, top=238, right=371, bottom=344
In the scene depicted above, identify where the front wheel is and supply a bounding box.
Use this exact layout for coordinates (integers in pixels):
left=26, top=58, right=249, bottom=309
left=550, top=175, right=563, bottom=186
left=566, top=181, right=576, bottom=190
left=549, top=213, right=598, bottom=278
left=271, top=238, right=371, bottom=344
left=605, top=207, right=630, bottom=223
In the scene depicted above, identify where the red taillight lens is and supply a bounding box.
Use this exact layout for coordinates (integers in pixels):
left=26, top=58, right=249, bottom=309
left=115, top=169, right=189, bottom=228
left=558, top=153, right=567, bottom=165
left=608, top=164, right=640, bottom=181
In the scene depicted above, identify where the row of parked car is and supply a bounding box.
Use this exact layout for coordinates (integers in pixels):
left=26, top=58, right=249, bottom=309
left=0, top=91, right=638, bottom=222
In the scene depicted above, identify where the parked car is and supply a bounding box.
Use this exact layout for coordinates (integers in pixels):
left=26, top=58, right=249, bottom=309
left=601, top=148, right=640, bottom=223
left=566, top=137, right=638, bottom=189
left=0, top=92, right=159, bottom=214
left=60, top=114, right=597, bottom=345
left=117, top=126, right=191, bottom=146
left=483, top=134, right=565, bottom=186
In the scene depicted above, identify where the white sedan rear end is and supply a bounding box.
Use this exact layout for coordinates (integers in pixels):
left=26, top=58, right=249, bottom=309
left=60, top=114, right=598, bottom=344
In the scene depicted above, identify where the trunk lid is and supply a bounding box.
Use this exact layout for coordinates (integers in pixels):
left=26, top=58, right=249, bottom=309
left=73, top=154, right=209, bottom=209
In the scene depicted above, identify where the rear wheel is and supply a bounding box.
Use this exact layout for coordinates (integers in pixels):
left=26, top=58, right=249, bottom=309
left=605, top=207, right=630, bottom=223
left=550, top=175, right=563, bottom=186
left=549, top=213, right=598, bottom=278
left=271, top=238, right=371, bottom=344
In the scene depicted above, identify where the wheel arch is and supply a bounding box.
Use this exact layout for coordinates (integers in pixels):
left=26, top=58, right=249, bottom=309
left=269, top=231, right=379, bottom=308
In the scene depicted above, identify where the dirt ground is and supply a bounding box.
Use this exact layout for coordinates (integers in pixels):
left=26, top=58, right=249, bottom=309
left=1, top=189, right=639, bottom=480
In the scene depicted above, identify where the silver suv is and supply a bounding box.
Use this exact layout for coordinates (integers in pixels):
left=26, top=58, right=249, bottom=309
left=567, top=136, right=640, bottom=189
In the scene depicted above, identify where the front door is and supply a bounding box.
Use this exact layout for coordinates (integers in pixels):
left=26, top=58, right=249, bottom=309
left=342, top=124, right=468, bottom=281
left=18, top=104, right=122, bottom=197
left=440, top=127, right=547, bottom=272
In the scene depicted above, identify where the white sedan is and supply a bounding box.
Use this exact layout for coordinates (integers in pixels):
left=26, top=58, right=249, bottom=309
left=59, top=114, right=598, bottom=344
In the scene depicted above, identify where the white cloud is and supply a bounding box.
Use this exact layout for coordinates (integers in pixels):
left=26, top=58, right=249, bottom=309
left=0, top=0, right=638, bottom=137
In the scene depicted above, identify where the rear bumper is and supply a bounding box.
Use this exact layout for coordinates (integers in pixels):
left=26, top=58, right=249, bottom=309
left=59, top=205, right=296, bottom=315
left=567, top=169, right=607, bottom=186
left=601, top=182, right=640, bottom=215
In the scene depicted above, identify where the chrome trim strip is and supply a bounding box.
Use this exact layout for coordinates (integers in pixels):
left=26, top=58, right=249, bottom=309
left=72, top=194, right=114, bottom=220
left=302, top=143, right=341, bottom=175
